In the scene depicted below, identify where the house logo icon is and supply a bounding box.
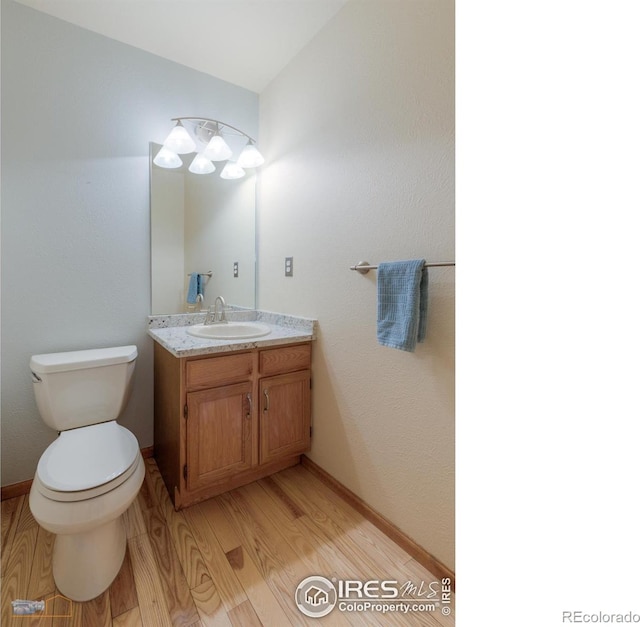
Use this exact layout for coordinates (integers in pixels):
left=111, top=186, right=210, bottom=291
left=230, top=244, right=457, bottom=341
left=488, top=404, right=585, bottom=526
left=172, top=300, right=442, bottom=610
left=295, top=576, right=337, bottom=618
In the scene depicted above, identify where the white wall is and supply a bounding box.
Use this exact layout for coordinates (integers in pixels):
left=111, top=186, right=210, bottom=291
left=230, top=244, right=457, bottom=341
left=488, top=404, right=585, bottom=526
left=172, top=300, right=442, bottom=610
left=259, top=0, right=455, bottom=568
left=0, top=0, right=258, bottom=485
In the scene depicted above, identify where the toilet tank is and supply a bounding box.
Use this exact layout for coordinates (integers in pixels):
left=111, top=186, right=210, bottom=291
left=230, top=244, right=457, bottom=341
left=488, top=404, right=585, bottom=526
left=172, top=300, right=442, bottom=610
left=30, top=346, right=137, bottom=432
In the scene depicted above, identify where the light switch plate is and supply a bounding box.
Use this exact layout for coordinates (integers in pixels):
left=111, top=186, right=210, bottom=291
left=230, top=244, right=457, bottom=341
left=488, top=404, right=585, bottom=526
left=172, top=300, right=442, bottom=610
left=233, top=261, right=239, bottom=278
left=285, top=257, right=293, bottom=277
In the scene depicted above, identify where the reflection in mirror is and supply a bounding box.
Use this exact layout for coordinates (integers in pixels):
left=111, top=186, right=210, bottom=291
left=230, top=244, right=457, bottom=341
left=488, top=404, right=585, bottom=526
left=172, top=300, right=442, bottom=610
left=150, top=143, right=256, bottom=314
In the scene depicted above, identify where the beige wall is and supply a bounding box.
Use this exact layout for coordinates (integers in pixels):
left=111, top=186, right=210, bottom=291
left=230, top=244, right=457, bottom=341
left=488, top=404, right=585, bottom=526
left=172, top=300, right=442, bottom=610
left=258, top=0, right=455, bottom=568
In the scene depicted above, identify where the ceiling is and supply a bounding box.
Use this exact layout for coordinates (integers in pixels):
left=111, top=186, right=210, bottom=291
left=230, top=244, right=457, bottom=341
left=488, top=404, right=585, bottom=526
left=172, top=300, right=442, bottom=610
left=13, top=0, right=348, bottom=93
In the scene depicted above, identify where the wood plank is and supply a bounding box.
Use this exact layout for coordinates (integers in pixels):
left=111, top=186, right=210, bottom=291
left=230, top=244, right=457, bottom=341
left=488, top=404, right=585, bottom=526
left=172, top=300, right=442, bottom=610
left=258, top=476, right=304, bottom=519
left=195, top=498, right=241, bottom=553
left=147, top=460, right=211, bottom=589
left=122, top=498, right=146, bottom=539
left=182, top=504, right=247, bottom=612
left=143, top=458, right=174, bottom=519
left=239, top=481, right=340, bottom=580
left=111, top=606, right=143, bottom=627
left=15, top=496, right=38, bottom=534
left=51, top=594, right=81, bottom=627
left=127, top=534, right=173, bottom=627
left=136, top=471, right=157, bottom=512
left=190, top=578, right=233, bottom=627
left=1, top=523, right=39, bottom=626
left=26, top=526, right=56, bottom=600
left=143, top=506, right=200, bottom=626
left=82, top=590, right=111, bottom=627
left=217, top=489, right=343, bottom=627
left=227, top=599, right=262, bottom=627
left=224, top=546, right=292, bottom=627
left=166, top=507, right=212, bottom=590
left=170, top=510, right=213, bottom=590
left=258, top=478, right=361, bottom=580
left=1, top=496, right=24, bottom=578
left=145, top=460, right=211, bottom=590
left=234, top=483, right=374, bottom=626
left=108, top=546, right=138, bottom=619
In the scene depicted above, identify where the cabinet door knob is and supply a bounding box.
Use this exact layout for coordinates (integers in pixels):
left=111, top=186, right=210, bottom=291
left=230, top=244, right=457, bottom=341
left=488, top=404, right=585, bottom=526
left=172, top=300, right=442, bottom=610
left=263, top=388, right=270, bottom=412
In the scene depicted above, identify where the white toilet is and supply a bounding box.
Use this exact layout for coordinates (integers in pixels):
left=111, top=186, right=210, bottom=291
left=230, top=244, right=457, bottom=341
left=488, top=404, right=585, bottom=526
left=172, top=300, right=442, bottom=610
left=28, top=345, right=145, bottom=602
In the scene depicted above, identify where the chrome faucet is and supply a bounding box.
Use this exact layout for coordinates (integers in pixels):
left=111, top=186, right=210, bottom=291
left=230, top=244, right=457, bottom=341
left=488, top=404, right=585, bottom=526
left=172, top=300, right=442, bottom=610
left=204, top=296, right=227, bottom=325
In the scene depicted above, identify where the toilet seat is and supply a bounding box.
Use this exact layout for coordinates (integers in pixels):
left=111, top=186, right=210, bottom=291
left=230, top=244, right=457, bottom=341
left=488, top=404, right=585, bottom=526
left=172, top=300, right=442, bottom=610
left=37, top=421, right=139, bottom=502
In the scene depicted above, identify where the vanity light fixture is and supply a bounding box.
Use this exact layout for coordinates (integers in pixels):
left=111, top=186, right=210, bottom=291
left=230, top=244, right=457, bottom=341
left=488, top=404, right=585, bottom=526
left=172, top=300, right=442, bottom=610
left=203, top=124, right=233, bottom=161
left=162, top=120, right=197, bottom=154
left=188, top=153, right=216, bottom=175
left=155, top=117, right=264, bottom=179
left=220, top=162, right=245, bottom=180
left=237, top=139, right=265, bottom=168
left=153, top=146, right=183, bottom=169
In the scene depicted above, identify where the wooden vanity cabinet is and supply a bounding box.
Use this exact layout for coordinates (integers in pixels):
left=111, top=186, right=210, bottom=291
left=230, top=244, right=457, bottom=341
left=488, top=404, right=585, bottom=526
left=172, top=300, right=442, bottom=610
left=186, top=381, right=253, bottom=490
left=153, top=341, right=311, bottom=509
left=259, top=371, right=311, bottom=464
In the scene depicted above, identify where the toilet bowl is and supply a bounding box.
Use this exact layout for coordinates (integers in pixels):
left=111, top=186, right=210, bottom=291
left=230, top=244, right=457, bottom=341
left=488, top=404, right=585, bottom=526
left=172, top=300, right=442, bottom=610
left=28, top=345, right=144, bottom=602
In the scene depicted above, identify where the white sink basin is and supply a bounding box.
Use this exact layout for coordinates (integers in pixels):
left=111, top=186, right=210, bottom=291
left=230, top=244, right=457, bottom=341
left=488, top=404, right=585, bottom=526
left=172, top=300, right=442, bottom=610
left=187, top=322, right=272, bottom=340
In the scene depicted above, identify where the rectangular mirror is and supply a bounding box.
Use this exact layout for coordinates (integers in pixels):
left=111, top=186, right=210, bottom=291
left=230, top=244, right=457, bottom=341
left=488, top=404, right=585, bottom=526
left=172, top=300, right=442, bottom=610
left=150, top=143, right=257, bottom=314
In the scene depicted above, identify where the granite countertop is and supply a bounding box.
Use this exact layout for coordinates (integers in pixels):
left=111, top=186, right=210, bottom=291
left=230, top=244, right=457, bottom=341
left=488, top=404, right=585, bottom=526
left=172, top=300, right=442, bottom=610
left=147, top=310, right=316, bottom=358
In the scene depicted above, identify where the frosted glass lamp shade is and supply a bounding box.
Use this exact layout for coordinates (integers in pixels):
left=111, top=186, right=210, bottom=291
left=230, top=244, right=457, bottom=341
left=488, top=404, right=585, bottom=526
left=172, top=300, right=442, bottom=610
left=220, top=162, right=246, bottom=179
left=163, top=123, right=197, bottom=154
left=237, top=142, right=264, bottom=168
left=188, top=154, right=216, bottom=174
left=204, top=135, right=233, bottom=161
left=153, top=147, right=182, bottom=169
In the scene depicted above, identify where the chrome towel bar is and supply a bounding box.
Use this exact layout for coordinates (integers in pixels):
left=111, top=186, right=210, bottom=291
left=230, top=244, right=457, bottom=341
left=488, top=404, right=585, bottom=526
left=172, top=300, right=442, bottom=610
left=350, top=261, right=455, bottom=275
left=186, top=271, right=213, bottom=278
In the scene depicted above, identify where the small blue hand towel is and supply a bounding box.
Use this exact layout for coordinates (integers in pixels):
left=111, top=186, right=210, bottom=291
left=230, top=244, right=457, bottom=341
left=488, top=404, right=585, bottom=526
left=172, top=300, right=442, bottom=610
left=186, top=273, right=203, bottom=304
left=377, top=259, right=428, bottom=352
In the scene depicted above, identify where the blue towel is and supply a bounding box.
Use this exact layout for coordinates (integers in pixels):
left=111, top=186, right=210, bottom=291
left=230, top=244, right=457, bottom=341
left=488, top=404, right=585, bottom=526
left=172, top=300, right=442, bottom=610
left=186, top=273, right=204, bottom=304
left=377, top=259, right=428, bottom=352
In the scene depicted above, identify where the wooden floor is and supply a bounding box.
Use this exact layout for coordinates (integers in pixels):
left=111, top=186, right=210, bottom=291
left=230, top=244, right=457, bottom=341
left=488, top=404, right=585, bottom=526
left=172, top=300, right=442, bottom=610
left=1, top=459, right=454, bottom=626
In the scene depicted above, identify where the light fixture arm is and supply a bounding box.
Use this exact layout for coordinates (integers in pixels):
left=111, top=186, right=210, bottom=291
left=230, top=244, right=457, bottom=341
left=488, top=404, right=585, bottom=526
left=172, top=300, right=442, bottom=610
left=171, top=117, right=256, bottom=144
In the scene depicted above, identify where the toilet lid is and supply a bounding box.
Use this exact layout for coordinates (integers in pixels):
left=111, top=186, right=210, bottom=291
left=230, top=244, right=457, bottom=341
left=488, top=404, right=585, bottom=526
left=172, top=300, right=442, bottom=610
left=37, top=421, right=139, bottom=492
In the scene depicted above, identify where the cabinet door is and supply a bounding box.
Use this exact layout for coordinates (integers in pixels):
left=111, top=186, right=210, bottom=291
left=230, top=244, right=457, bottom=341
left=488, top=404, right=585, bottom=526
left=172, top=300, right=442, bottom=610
left=186, top=382, right=253, bottom=491
left=259, top=370, right=311, bottom=464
